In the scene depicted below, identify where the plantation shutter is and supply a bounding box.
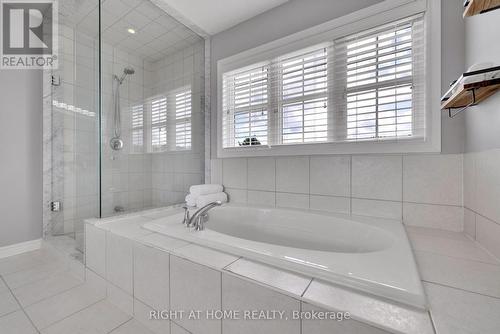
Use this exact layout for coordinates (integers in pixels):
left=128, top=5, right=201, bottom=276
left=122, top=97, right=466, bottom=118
left=131, top=104, right=144, bottom=151
left=275, top=46, right=330, bottom=144
left=151, top=96, right=167, bottom=150
left=175, top=89, right=192, bottom=150
left=333, top=14, right=425, bottom=141
left=222, top=63, right=269, bottom=147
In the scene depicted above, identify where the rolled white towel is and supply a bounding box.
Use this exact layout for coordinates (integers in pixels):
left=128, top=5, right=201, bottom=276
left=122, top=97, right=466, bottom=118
left=185, top=194, right=197, bottom=207
left=195, top=192, right=228, bottom=208
left=189, top=184, right=223, bottom=196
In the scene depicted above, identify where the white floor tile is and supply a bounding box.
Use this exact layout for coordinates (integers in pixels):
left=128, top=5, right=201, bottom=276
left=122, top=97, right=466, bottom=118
left=0, top=290, right=20, bottom=317
left=0, top=250, right=54, bottom=275
left=425, top=282, right=500, bottom=334
left=0, top=278, right=7, bottom=293
left=133, top=298, right=171, bottom=334
left=416, top=251, right=500, bottom=298
left=2, top=262, right=70, bottom=290
left=107, top=282, right=133, bottom=316
left=171, top=321, right=190, bottom=334
left=0, top=310, right=37, bottom=334
left=24, top=281, right=106, bottom=330
left=40, top=300, right=130, bottom=334
left=110, top=319, right=156, bottom=334
left=12, top=271, right=84, bottom=307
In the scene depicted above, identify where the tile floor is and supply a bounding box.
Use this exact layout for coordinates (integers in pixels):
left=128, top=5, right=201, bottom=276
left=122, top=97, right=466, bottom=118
left=0, top=236, right=162, bottom=334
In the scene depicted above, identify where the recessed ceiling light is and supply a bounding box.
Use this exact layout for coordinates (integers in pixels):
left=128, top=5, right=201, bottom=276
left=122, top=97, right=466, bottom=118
left=127, top=28, right=136, bottom=34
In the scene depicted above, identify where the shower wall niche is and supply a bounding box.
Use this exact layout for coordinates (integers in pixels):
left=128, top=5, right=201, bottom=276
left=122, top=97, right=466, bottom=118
left=44, top=0, right=206, bottom=255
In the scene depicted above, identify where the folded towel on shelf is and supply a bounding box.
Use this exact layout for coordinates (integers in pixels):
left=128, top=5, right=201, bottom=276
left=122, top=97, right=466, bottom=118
left=195, top=192, right=228, bottom=208
left=189, top=184, right=223, bottom=196
left=185, top=194, right=197, bottom=207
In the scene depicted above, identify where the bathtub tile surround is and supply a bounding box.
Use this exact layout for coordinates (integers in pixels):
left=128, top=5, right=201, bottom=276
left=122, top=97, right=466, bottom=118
left=463, top=149, right=500, bottom=260
left=406, top=226, right=500, bottom=334
left=170, top=256, right=222, bottom=334
left=83, top=209, right=434, bottom=334
left=211, top=153, right=464, bottom=231
left=221, top=274, right=301, bottom=334
left=224, top=259, right=312, bottom=297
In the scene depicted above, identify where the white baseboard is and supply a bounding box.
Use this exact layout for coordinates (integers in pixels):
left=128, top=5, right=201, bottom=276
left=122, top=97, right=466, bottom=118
left=0, top=239, right=42, bottom=259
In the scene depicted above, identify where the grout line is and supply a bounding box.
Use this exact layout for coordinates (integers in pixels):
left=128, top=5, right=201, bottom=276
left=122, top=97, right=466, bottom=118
left=39, top=298, right=106, bottom=331
left=423, top=280, right=500, bottom=301
left=106, top=317, right=134, bottom=334
left=301, top=278, right=314, bottom=298
left=221, top=256, right=243, bottom=270
left=0, top=275, right=41, bottom=334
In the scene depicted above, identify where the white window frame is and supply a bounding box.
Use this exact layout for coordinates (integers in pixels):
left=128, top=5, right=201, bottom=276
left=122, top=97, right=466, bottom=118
left=216, top=0, right=441, bottom=158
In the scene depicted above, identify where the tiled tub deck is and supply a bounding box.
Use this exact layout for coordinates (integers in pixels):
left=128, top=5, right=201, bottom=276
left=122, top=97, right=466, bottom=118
left=83, top=206, right=500, bottom=334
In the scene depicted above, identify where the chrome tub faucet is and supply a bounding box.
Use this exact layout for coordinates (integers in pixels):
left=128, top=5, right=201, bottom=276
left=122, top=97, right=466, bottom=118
left=184, top=201, right=222, bottom=231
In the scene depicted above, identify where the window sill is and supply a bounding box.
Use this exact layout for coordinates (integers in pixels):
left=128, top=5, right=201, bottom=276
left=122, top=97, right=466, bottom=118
left=217, top=138, right=440, bottom=158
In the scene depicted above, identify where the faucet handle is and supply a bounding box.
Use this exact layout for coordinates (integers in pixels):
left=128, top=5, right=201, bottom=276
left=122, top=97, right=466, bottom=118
left=182, top=206, right=190, bottom=226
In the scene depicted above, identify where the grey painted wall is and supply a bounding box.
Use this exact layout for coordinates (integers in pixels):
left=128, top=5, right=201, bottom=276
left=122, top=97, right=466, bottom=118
left=210, top=0, right=466, bottom=157
left=464, top=9, right=500, bottom=152
left=0, top=70, right=43, bottom=247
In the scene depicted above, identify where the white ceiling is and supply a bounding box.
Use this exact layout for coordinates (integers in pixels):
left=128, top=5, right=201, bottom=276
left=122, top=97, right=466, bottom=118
left=158, top=0, right=289, bottom=35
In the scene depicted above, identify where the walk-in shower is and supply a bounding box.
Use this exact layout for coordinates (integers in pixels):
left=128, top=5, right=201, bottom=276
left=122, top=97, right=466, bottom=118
left=43, top=0, right=206, bottom=259
left=110, top=67, right=135, bottom=151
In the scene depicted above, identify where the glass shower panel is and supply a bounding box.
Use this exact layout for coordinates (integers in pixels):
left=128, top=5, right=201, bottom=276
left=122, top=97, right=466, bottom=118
left=46, top=0, right=100, bottom=255
left=100, top=0, right=205, bottom=216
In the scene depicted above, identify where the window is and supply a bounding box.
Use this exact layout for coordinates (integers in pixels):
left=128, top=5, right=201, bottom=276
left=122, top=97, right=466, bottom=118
left=174, top=88, right=192, bottom=150
left=131, top=104, right=144, bottom=152
left=222, top=64, right=269, bottom=147
left=150, top=96, right=167, bottom=151
left=335, top=15, right=424, bottom=141
left=220, top=14, right=427, bottom=152
left=279, top=48, right=329, bottom=144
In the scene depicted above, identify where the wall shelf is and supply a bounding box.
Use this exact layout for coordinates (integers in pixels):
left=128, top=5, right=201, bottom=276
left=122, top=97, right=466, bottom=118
left=441, top=66, right=500, bottom=118
left=463, top=0, right=500, bottom=17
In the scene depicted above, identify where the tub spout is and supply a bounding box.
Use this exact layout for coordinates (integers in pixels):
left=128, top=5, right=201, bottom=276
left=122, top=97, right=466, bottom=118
left=187, top=201, right=222, bottom=231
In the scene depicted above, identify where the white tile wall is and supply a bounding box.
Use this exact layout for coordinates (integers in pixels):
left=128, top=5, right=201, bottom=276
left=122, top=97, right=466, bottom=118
left=212, top=153, right=465, bottom=231
left=85, top=224, right=106, bottom=277
left=310, top=156, right=350, bottom=197
left=403, top=154, right=463, bottom=206
left=276, top=157, right=309, bottom=194
left=223, top=158, right=248, bottom=189
left=170, top=256, right=221, bottom=334
left=247, top=157, right=275, bottom=191
left=463, top=149, right=500, bottom=261
left=352, top=155, right=402, bottom=201
left=221, top=274, right=301, bottom=334
left=133, top=243, right=170, bottom=310
left=301, top=303, right=389, bottom=334
left=106, top=233, right=134, bottom=294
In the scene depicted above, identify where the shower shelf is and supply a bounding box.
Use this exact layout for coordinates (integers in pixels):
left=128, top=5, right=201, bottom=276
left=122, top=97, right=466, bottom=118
left=441, top=66, right=500, bottom=118
left=463, top=0, right=500, bottom=17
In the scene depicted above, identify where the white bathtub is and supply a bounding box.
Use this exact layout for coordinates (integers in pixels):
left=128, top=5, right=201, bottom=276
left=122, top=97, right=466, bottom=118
left=143, top=204, right=426, bottom=309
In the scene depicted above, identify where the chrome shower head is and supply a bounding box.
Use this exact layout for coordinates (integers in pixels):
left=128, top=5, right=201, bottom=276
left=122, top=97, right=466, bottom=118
left=123, top=67, right=135, bottom=75
left=116, top=66, right=135, bottom=84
